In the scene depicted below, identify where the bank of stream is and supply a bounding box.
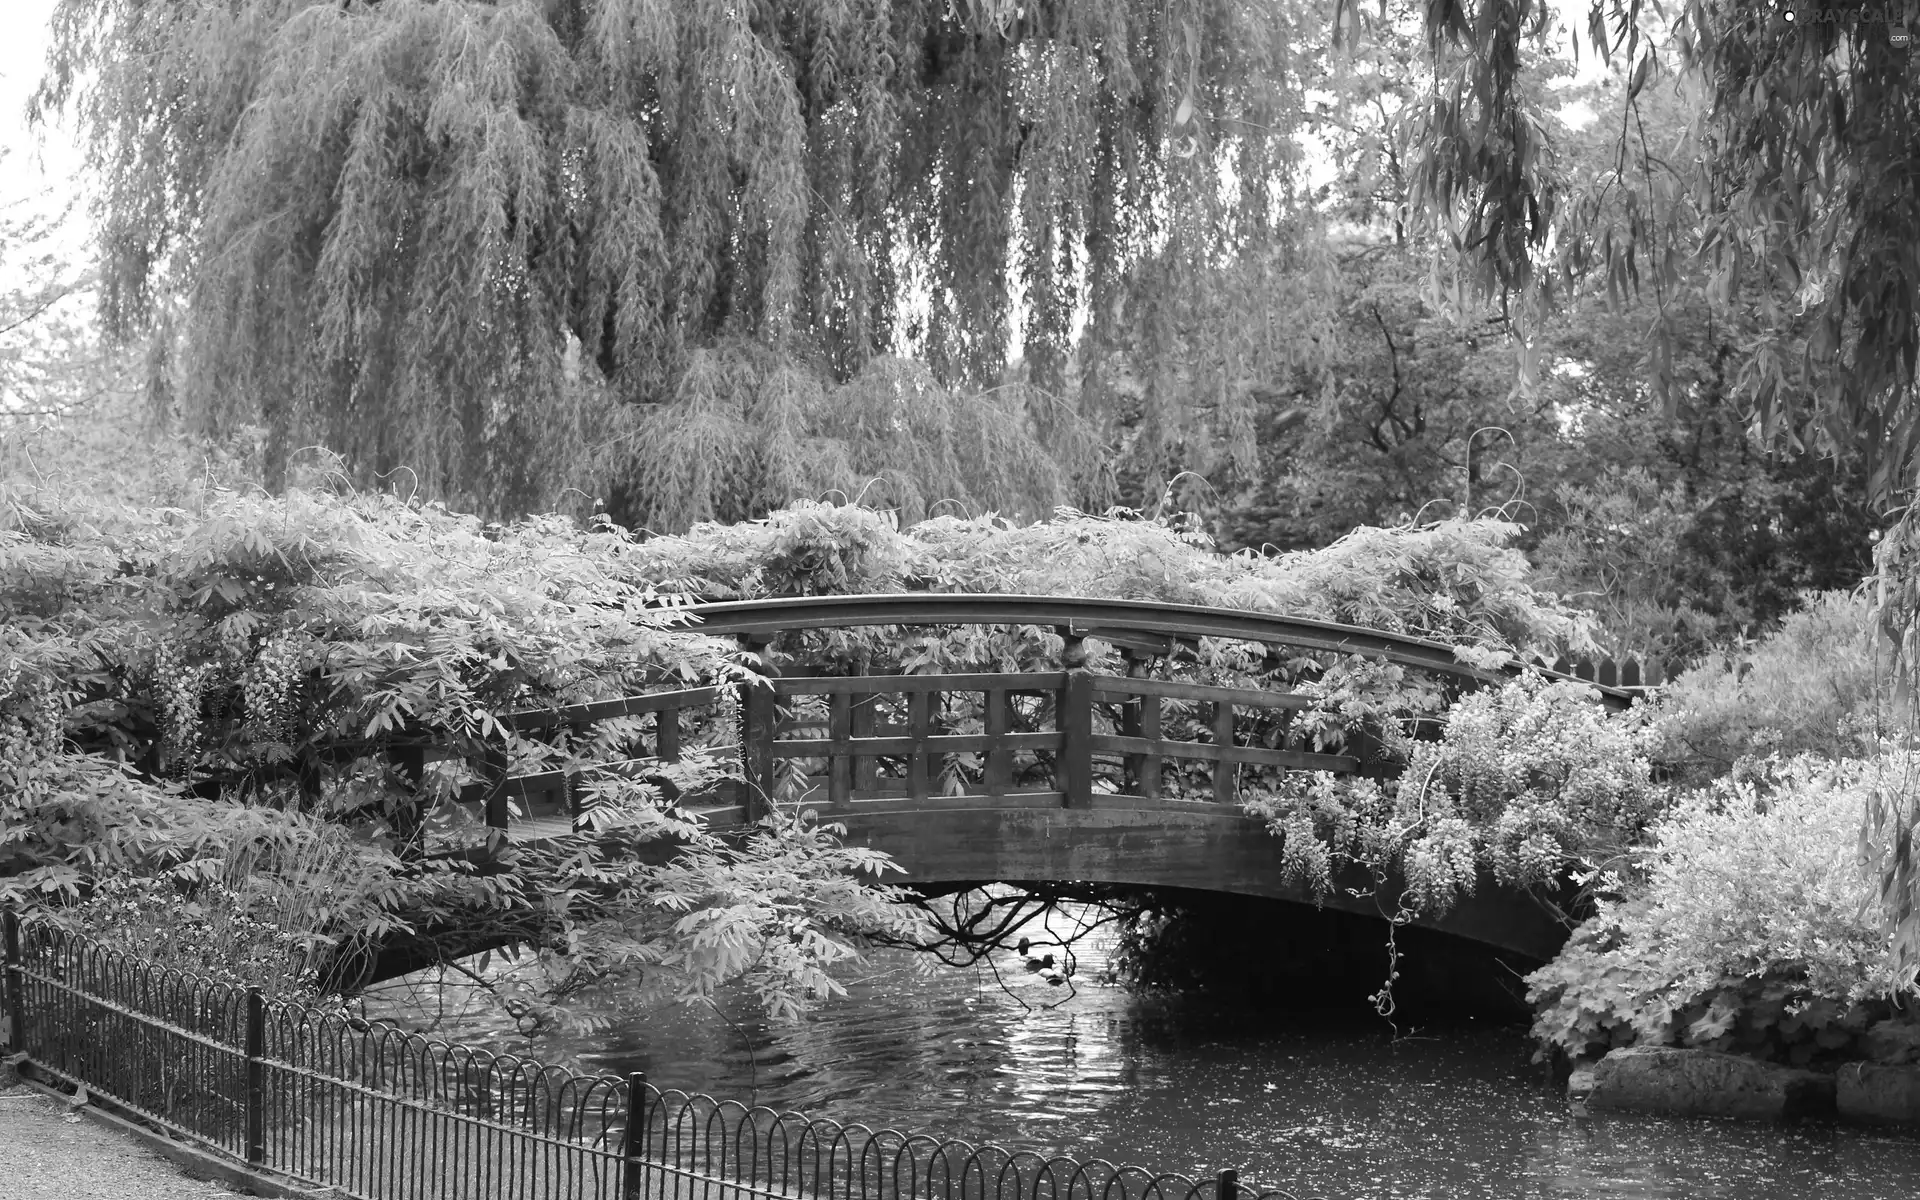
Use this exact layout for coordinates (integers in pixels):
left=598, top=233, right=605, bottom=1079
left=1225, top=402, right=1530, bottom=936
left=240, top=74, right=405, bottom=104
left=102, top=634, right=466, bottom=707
left=363, top=923, right=1920, bottom=1200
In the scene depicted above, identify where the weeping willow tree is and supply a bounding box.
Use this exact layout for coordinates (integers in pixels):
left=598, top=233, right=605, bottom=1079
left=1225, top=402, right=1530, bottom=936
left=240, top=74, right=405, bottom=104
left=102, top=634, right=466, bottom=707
left=1397, top=0, right=1920, bottom=987
left=35, top=0, right=1325, bottom=525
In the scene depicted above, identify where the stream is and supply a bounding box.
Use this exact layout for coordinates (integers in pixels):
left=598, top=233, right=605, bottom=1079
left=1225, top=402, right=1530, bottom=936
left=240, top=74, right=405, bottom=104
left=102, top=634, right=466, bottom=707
left=362, top=921, right=1920, bottom=1200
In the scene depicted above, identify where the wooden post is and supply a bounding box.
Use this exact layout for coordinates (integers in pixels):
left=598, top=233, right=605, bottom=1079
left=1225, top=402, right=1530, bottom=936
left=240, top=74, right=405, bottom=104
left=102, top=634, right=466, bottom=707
left=1059, top=670, right=1093, bottom=808
left=482, top=744, right=510, bottom=836
left=1348, top=725, right=1391, bottom=779
left=850, top=649, right=877, bottom=796
left=567, top=719, right=591, bottom=832
left=850, top=655, right=878, bottom=797
left=1056, top=626, right=1092, bottom=806
left=3, top=909, right=24, bottom=1055
left=392, top=744, right=427, bottom=862
left=1212, top=700, right=1236, bottom=805
left=739, top=635, right=777, bottom=821
left=1139, top=687, right=1162, bottom=801
left=907, top=689, right=932, bottom=801
left=1218, top=1169, right=1239, bottom=1200
left=1120, top=650, right=1147, bottom=794
left=244, top=986, right=266, bottom=1168
left=828, top=691, right=853, bottom=808
left=622, top=1071, right=648, bottom=1200
left=656, top=705, right=680, bottom=763
left=984, top=687, right=1012, bottom=797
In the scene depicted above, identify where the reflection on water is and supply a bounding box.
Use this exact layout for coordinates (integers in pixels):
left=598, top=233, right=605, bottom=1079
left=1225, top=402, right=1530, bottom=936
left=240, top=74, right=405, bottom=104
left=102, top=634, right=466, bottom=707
left=363, top=917, right=1920, bottom=1199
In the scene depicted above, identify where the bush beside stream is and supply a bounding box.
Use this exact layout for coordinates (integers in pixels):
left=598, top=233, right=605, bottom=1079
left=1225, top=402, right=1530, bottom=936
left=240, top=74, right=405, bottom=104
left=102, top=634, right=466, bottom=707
left=1522, top=598, right=1920, bottom=1095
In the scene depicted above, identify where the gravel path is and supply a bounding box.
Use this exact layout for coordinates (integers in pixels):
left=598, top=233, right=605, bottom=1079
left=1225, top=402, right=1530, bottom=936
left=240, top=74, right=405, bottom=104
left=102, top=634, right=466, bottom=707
left=0, top=1082, right=237, bottom=1200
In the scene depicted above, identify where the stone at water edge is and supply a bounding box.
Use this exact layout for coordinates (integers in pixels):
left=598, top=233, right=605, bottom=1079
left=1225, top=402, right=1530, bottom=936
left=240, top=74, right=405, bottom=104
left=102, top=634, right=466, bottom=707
left=1863, top=1019, right=1920, bottom=1065
left=1566, top=1061, right=1599, bottom=1104
left=1838, top=1063, right=1920, bottom=1126
left=1585, top=1046, right=1836, bottom=1121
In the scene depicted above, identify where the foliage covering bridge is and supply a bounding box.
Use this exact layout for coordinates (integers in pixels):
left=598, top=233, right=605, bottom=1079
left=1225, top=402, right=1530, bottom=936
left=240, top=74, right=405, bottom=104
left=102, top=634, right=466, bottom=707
left=384, top=595, right=1642, bottom=976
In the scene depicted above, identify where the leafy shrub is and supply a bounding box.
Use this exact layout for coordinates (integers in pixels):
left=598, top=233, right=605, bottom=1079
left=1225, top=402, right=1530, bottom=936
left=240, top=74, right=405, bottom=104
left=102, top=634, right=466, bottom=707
left=624, top=500, right=914, bottom=598
left=626, top=501, right=1599, bottom=654
left=1, top=737, right=424, bottom=996
left=1646, top=590, right=1886, bottom=786
left=2, top=478, right=745, bottom=791
left=61, top=876, right=319, bottom=995
left=0, top=381, right=269, bottom=511
left=1526, top=753, right=1918, bottom=1063
left=1242, top=671, right=1661, bottom=913
left=0, top=479, right=934, bottom=1019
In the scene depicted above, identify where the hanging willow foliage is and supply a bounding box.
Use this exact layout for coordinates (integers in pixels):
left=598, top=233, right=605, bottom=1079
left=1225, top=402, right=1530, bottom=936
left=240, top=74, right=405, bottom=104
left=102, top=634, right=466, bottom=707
left=1406, top=0, right=1920, bottom=492
left=36, top=0, right=1321, bottom=524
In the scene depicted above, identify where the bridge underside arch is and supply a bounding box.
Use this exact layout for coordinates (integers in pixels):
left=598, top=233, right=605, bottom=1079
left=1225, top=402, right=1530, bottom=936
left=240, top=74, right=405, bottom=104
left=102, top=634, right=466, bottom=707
left=827, top=801, right=1572, bottom=964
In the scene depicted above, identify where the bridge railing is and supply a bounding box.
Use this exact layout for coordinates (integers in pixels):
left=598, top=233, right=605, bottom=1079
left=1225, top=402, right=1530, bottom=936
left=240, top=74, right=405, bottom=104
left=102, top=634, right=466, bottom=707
left=1521, top=653, right=1665, bottom=690
left=412, top=595, right=1645, bottom=841
left=1, top=912, right=1320, bottom=1200
left=766, top=671, right=1070, bottom=809
left=443, top=685, right=725, bottom=830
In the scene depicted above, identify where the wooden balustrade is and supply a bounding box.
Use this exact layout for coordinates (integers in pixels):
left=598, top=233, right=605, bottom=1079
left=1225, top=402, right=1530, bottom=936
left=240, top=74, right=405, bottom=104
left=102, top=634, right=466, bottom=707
left=1523, top=653, right=1665, bottom=689
left=1086, top=675, right=1356, bottom=806
left=385, top=597, right=1656, bottom=849
left=421, top=667, right=1369, bottom=842
left=443, top=685, right=723, bottom=837
left=757, top=671, right=1069, bottom=810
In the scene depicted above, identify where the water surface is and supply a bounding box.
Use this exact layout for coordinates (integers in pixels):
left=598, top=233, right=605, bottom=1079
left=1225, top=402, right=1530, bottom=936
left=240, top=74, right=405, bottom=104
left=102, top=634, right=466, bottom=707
left=364, top=927, right=1920, bottom=1199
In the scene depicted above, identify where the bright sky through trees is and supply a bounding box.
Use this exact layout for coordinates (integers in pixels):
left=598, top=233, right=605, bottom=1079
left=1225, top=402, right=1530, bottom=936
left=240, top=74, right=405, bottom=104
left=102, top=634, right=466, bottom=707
left=0, top=0, right=81, bottom=231
left=0, top=0, right=1606, bottom=376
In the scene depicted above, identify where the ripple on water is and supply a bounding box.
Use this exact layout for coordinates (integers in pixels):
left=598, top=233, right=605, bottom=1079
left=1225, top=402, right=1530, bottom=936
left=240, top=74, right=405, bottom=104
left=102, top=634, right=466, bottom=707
left=362, top=927, right=1920, bottom=1199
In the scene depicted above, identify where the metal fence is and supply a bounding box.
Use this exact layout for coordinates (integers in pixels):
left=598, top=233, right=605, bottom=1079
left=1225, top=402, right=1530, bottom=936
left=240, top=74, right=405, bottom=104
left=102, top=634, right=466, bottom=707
left=2, top=912, right=1318, bottom=1200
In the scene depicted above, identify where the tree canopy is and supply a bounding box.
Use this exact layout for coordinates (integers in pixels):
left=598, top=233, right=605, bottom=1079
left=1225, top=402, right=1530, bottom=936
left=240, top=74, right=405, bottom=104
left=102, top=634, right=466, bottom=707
left=31, top=0, right=1892, bottom=652
left=1412, top=0, right=1919, bottom=495
left=38, top=0, right=1326, bottom=523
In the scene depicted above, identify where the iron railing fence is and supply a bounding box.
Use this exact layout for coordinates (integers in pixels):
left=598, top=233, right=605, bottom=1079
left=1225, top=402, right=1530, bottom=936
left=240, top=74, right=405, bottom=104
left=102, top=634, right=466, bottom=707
left=2, top=912, right=1320, bottom=1200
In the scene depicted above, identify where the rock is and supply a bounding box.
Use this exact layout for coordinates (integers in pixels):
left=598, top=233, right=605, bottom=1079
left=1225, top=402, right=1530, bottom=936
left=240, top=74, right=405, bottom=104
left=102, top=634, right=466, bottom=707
left=1863, top=1020, right=1920, bottom=1065
left=1566, top=1061, right=1599, bottom=1104
left=1585, top=1046, right=1835, bottom=1121
left=1838, top=1063, right=1920, bottom=1126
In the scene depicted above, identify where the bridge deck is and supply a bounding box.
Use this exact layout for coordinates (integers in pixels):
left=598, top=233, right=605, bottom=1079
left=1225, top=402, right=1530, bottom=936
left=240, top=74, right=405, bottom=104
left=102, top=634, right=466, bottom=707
left=462, top=792, right=1568, bottom=964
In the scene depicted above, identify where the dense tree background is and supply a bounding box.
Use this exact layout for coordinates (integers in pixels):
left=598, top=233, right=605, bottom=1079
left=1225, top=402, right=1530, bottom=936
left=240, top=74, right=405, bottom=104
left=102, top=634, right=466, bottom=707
left=1413, top=0, right=1917, bottom=494
left=34, top=0, right=1331, bottom=527
left=28, top=0, right=1885, bottom=661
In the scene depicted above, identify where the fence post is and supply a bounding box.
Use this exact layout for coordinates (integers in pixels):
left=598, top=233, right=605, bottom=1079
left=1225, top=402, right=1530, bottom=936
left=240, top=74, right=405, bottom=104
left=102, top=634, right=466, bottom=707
left=3, top=909, right=23, bottom=1055
left=622, top=1071, right=648, bottom=1200
left=244, top=986, right=266, bottom=1168
left=1217, top=1169, right=1239, bottom=1200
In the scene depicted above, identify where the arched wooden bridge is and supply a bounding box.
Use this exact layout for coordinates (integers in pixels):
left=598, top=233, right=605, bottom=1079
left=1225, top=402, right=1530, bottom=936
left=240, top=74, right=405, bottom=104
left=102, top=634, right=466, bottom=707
left=434, top=595, right=1642, bottom=964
